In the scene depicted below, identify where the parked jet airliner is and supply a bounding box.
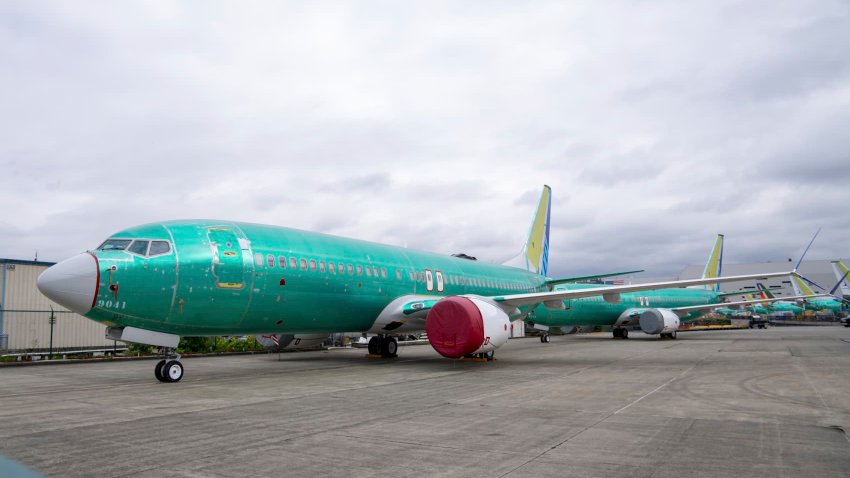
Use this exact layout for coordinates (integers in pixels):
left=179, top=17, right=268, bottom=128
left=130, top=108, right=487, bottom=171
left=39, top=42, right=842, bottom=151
left=790, top=274, right=847, bottom=314
left=37, top=186, right=793, bottom=382
left=525, top=235, right=818, bottom=339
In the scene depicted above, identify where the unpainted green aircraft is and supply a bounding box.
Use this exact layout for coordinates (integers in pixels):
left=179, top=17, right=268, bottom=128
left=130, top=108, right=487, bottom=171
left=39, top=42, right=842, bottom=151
left=717, top=283, right=804, bottom=316
left=525, top=236, right=820, bottom=339
left=790, top=274, right=846, bottom=314
left=37, top=186, right=793, bottom=382
left=752, top=283, right=803, bottom=315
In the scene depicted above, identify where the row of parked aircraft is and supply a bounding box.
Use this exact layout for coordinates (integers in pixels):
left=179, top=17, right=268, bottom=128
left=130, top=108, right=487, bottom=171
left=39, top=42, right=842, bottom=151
left=36, top=186, right=847, bottom=382
left=711, top=260, right=850, bottom=318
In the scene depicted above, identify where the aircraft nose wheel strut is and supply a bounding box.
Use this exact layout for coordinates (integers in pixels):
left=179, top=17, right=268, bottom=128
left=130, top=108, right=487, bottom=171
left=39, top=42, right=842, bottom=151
left=155, top=349, right=183, bottom=383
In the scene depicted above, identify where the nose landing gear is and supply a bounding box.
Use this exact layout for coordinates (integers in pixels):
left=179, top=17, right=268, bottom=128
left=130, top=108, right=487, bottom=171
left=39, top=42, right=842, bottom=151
left=155, top=349, right=183, bottom=382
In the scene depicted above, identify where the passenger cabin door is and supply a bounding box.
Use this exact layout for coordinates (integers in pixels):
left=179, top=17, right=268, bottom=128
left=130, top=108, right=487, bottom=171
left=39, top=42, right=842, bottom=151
left=208, top=227, right=246, bottom=289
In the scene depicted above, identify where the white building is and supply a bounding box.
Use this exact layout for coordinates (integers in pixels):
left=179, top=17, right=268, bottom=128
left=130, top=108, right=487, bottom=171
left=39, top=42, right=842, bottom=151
left=1, top=258, right=115, bottom=352
left=678, top=259, right=850, bottom=298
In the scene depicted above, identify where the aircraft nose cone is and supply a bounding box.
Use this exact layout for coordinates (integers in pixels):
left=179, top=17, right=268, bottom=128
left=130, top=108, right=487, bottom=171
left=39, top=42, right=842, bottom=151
left=37, top=253, right=99, bottom=315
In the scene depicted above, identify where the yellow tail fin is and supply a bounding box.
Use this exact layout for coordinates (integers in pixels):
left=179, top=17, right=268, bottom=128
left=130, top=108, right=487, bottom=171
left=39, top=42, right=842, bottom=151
left=503, top=185, right=552, bottom=276
left=700, top=234, right=724, bottom=292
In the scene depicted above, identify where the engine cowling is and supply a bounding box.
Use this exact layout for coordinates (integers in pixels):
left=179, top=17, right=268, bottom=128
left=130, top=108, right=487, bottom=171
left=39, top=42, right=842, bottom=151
left=639, top=308, right=681, bottom=335
left=425, top=295, right=511, bottom=358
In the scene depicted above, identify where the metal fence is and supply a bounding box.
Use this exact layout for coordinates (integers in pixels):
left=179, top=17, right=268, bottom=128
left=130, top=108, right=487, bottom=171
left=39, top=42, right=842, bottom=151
left=1, top=309, right=116, bottom=352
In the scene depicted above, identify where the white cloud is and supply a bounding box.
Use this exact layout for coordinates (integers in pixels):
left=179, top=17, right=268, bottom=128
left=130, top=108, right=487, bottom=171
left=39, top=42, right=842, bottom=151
left=1, top=0, right=849, bottom=277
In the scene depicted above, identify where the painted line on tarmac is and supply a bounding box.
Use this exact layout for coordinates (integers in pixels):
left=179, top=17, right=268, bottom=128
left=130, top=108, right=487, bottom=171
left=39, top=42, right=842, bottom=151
left=614, top=363, right=698, bottom=415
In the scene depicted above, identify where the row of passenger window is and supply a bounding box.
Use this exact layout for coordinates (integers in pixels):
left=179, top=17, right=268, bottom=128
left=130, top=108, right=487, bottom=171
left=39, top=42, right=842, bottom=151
left=253, top=252, right=535, bottom=292
left=254, top=253, right=394, bottom=279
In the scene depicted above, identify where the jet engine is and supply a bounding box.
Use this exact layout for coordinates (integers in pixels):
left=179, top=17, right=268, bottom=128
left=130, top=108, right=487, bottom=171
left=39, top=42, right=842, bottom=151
left=425, top=295, right=511, bottom=358
left=639, top=309, right=681, bottom=335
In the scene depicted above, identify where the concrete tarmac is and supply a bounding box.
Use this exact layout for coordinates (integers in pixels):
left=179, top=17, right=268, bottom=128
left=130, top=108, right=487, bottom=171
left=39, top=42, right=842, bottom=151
left=1, top=327, right=850, bottom=477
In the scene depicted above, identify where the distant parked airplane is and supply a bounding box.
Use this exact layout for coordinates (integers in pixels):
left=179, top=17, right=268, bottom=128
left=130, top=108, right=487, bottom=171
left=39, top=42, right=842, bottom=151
left=750, top=283, right=803, bottom=315
left=526, top=235, right=808, bottom=339
left=790, top=274, right=847, bottom=314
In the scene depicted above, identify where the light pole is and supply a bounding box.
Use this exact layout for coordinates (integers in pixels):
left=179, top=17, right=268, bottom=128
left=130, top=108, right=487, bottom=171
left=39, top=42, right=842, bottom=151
left=49, top=306, right=55, bottom=359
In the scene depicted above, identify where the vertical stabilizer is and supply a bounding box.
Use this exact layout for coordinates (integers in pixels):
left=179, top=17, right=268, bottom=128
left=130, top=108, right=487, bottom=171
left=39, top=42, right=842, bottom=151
left=700, top=234, right=724, bottom=291
left=754, top=282, right=774, bottom=307
left=831, top=261, right=850, bottom=296
left=503, top=185, right=551, bottom=276
left=756, top=282, right=775, bottom=299
left=790, top=274, right=816, bottom=297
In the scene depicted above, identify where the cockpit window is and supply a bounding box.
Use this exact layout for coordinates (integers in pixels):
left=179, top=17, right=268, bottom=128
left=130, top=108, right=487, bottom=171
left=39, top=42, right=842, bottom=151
left=98, top=238, right=172, bottom=256
left=128, top=240, right=150, bottom=256
left=149, top=241, right=171, bottom=256
left=98, top=239, right=132, bottom=251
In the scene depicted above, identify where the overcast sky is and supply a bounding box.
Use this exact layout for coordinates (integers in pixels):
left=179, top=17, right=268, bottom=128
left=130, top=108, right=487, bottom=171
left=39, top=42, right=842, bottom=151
left=1, top=1, right=849, bottom=277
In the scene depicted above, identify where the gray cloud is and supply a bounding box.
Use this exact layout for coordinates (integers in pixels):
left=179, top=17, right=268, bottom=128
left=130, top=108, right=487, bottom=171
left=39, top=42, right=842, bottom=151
left=1, top=0, right=849, bottom=280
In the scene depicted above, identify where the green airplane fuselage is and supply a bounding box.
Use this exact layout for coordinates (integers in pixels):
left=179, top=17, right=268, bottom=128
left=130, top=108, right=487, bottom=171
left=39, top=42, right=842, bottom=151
left=528, top=284, right=717, bottom=327
left=82, top=220, right=724, bottom=337
left=87, top=220, right=550, bottom=336
left=767, top=302, right=802, bottom=314
left=802, top=299, right=845, bottom=314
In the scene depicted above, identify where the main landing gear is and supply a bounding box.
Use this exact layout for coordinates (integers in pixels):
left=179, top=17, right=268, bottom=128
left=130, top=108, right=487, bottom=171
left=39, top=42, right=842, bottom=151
left=463, top=350, right=496, bottom=361
left=154, top=348, right=183, bottom=383
left=367, top=336, right=398, bottom=358
left=659, top=332, right=677, bottom=340
left=613, top=327, right=629, bottom=339
left=539, top=334, right=551, bottom=343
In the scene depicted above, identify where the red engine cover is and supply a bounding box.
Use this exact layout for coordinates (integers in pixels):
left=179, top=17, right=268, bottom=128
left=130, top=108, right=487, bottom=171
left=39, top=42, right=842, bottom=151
left=425, top=296, right=485, bottom=358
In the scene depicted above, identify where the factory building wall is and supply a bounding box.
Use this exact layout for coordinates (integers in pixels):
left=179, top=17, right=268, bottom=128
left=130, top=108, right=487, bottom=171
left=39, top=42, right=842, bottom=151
left=1, top=259, right=115, bottom=351
left=678, top=259, right=850, bottom=297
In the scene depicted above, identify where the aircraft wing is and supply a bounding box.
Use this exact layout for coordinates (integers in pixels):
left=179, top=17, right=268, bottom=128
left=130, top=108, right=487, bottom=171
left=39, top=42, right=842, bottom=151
left=669, top=294, right=827, bottom=314
left=544, top=270, right=644, bottom=287
left=493, top=271, right=796, bottom=308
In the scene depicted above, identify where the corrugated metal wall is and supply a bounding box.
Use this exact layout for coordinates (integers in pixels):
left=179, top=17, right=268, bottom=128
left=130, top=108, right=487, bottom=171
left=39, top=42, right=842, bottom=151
left=1, top=262, right=115, bottom=351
